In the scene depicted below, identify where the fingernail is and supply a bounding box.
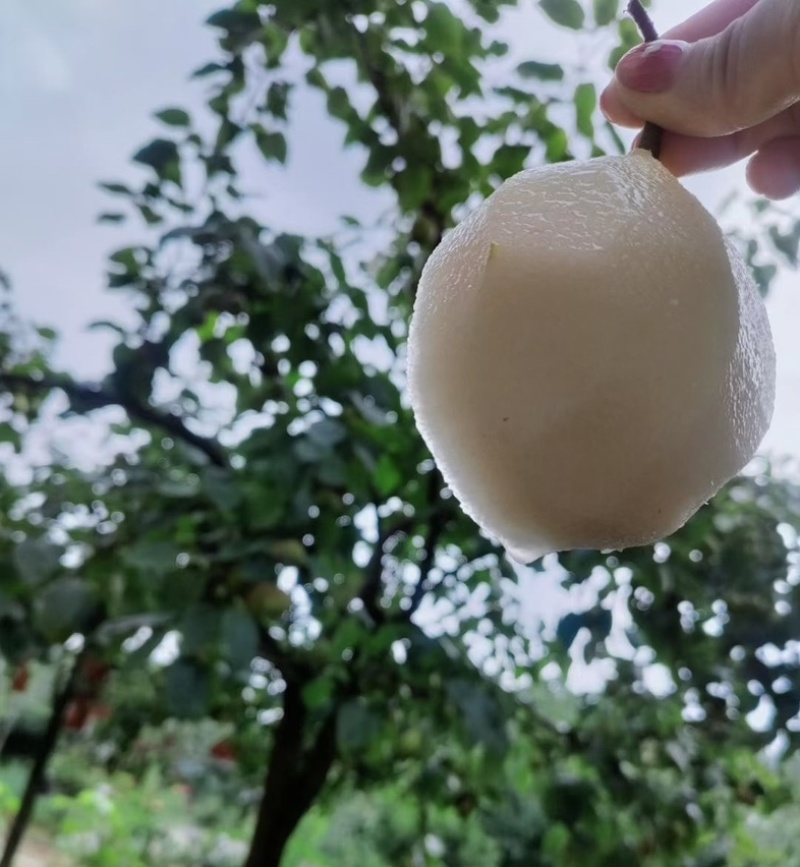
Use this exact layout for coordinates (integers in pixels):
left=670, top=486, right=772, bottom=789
left=616, top=40, right=686, bottom=93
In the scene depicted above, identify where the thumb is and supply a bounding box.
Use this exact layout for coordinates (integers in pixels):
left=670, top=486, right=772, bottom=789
left=611, top=0, right=800, bottom=137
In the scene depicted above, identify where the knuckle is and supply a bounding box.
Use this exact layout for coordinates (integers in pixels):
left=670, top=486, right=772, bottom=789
left=707, top=23, right=751, bottom=133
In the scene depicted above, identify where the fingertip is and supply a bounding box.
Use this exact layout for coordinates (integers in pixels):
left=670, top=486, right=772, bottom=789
left=599, top=85, right=643, bottom=128
left=746, top=139, right=800, bottom=199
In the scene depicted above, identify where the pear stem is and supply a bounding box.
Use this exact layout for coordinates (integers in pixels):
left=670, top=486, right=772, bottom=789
left=626, top=0, right=664, bottom=159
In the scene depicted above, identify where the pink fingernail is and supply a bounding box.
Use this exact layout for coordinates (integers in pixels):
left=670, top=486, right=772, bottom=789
left=616, top=40, right=686, bottom=93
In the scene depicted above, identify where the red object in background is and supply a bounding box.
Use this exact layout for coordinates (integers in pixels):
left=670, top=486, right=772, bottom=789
left=64, top=701, right=111, bottom=732
left=11, top=664, right=30, bottom=692
left=210, top=740, right=237, bottom=762
left=64, top=699, right=90, bottom=731
left=86, top=704, right=112, bottom=726
left=81, top=657, right=111, bottom=690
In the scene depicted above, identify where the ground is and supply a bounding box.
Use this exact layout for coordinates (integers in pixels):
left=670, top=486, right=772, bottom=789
left=4, top=834, right=68, bottom=866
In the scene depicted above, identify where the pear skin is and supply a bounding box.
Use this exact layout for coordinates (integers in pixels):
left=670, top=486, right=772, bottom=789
left=408, top=151, right=775, bottom=563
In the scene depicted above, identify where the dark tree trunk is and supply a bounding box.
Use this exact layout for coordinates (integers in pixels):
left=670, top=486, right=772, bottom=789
left=243, top=682, right=338, bottom=867
left=0, top=655, right=81, bottom=867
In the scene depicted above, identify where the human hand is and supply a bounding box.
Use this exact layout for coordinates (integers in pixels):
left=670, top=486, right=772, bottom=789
left=600, top=0, right=800, bottom=199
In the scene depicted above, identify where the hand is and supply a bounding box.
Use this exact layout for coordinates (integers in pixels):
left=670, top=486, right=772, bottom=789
left=600, top=0, right=800, bottom=199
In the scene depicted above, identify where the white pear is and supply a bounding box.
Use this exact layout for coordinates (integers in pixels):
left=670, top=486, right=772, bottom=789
left=407, top=150, right=775, bottom=564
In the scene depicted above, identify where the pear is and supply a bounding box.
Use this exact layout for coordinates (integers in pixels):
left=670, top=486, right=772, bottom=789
left=407, top=150, right=775, bottom=564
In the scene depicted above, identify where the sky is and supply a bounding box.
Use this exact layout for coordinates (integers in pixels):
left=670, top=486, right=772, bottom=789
left=2, top=0, right=796, bottom=709
left=2, top=0, right=798, bottom=461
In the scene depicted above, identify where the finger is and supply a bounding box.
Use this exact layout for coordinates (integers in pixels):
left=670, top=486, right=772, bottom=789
left=746, top=137, right=800, bottom=198
left=601, top=0, right=761, bottom=123
left=610, top=0, right=800, bottom=137
left=660, top=0, right=761, bottom=43
left=655, top=106, right=800, bottom=176
left=599, top=85, right=642, bottom=127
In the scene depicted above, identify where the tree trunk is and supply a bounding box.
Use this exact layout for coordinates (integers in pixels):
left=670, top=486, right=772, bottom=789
left=0, top=655, right=80, bottom=867
left=243, top=681, right=338, bottom=867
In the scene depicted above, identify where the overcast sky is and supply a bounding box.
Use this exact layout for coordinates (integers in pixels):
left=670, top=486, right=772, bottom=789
left=1, top=0, right=798, bottom=462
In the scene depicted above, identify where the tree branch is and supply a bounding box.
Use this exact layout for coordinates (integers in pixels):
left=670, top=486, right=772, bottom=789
left=359, top=517, right=390, bottom=624
left=257, top=626, right=314, bottom=684
left=626, top=0, right=663, bottom=158
left=408, top=471, right=447, bottom=615
left=357, top=514, right=415, bottom=624
left=0, top=371, right=228, bottom=468
left=0, top=649, right=85, bottom=867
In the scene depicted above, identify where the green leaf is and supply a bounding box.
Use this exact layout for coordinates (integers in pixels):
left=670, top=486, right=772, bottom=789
left=445, top=679, right=509, bottom=755
left=375, top=455, right=402, bottom=497
left=254, top=128, right=288, bottom=164
left=165, top=660, right=210, bottom=719
left=205, top=8, right=261, bottom=43
left=97, top=181, right=133, bottom=196
left=13, top=538, right=61, bottom=586
left=575, top=82, right=597, bottom=138
left=768, top=224, right=800, bottom=266
left=158, top=477, right=200, bottom=498
left=303, top=675, right=335, bottom=710
left=201, top=466, right=241, bottom=513
left=362, top=146, right=394, bottom=187
left=123, top=540, right=181, bottom=577
left=221, top=606, right=260, bottom=671
left=192, top=61, right=227, bottom=78
left=305, top=67, right=327, bottom=90
left=542, top=823, right=571, bottom=858
left=491, top=143, right=529, bottom=178
left=594, top=0, right=619, bottom=26
left=154, top=107, right=191, bottom=127
left=545, top=127, right=569, bottom=161
left=556, top=613, right=585, bottom=649
left=326, top=86, right=352, bottom=122
left=337, top=700, right=383, bottom=752
left=396, top=166, right=433, bottom=212
left=180, top=605, right=220, bottom=656
left=517, top=61, right=564, bottom=81
left=540, top=0, right=585, bottom=29
left=425, top=2, right=463, bottom=53
left=265, top=81, right=290, bottom=119
left=307, top=418, right=346, bottom=448
left=0, top=421, right=22, bottom=452
left=34, top=578, right=101, bottom=643
left=109, top=246, right=140, bottom=270
left=473, top=1, right=501, bottom=23
left=294, top=438, right=326, bottom=463
left=609, top=17, right=642, bottom=68
left=133, top=138, right=179, bottom=173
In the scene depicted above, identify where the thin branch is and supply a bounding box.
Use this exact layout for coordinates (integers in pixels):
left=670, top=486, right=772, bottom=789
left=408, top=471, right=447, bottom=615
left=0, top=371, right=228, bottom=468
left=257, top=626, right=313, bottom=683
left=407, top=521, right=444, bottom=615
left=626, top=0, right=658, bottom=41
left=357, top=514, right=415, bottom=623
left=626, top=0, right=663, bottom=158
left=359, top=516, right=391, bottom=624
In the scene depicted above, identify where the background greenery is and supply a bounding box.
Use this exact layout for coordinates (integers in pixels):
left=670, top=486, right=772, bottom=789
left=3, top=0, right=800, bottom=865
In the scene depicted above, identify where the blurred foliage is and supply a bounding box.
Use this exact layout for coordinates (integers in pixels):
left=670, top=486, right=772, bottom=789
left=3, top=0, right=800, bottom=865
